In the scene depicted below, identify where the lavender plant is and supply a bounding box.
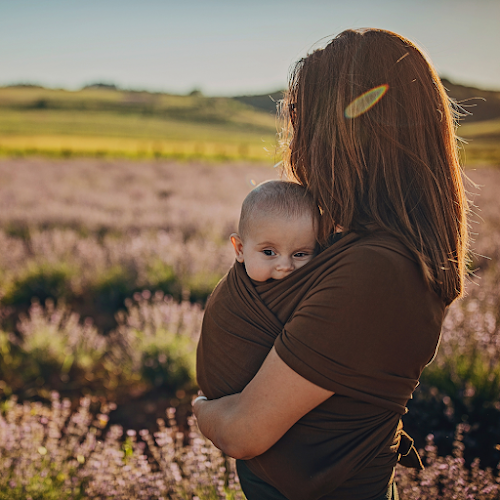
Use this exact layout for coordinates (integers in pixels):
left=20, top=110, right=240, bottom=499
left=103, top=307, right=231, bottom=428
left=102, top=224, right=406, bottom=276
left=0, top=229, right=232, bottom=330
left=0, top=393, right=245, bottom=500
left=396, top=426, right=500, bottom=500
left=0, top=294, right=204, bottom=404
left=405, top=260, right=500, bottom=467
left=0, top=157, right=275, bottom=327
left=111, top=291, right=203, bottom=392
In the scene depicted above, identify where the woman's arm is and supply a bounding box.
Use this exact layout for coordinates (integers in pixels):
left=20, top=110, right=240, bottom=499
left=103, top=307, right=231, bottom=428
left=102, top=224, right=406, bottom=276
left=192, top=346, right=334, bottom=460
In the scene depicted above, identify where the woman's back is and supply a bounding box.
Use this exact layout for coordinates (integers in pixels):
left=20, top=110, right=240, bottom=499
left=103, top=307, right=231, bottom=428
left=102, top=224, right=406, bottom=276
left=251, top=231, right=445, bottom=499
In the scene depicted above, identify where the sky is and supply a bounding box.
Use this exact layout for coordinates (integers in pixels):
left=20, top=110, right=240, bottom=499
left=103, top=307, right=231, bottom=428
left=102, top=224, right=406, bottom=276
left=1, top=0, right=499, bottom=96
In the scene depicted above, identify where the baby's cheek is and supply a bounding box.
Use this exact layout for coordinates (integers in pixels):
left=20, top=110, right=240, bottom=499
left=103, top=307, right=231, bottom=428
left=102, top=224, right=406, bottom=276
left=245, top=261, right=271, bottom=282
left=297, top=258, right=313, bottom=269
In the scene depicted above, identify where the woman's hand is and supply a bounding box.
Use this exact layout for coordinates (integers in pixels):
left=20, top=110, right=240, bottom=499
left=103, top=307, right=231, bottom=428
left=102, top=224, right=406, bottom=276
left=192, top=347, right=334, bottom=460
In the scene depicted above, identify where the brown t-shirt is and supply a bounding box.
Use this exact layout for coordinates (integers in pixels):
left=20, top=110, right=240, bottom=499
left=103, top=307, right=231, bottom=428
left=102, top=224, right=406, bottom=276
left=197, top=231, right=445, bottom=500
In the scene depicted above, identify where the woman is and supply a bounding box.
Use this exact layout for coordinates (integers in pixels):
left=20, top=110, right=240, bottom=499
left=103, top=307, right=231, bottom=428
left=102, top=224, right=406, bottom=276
left=194, top=28, right=469, bottom=500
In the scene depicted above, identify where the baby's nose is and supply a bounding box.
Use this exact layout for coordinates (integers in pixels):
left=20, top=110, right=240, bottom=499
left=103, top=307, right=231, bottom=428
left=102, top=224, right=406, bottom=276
left=276, top=257, right=294, bottom=271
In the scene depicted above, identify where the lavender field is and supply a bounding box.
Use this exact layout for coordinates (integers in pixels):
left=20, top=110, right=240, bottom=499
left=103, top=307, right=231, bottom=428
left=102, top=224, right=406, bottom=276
left=1, top=157, right=500, bottom=499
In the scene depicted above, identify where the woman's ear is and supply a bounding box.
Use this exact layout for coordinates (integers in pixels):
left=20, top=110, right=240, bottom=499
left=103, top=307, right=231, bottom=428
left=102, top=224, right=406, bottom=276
left=230, top=233, right=245, bottom=263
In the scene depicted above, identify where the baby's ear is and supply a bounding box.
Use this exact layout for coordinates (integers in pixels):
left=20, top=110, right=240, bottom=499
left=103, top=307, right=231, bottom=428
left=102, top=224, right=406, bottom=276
left=230, top=233, right=244, bottom=263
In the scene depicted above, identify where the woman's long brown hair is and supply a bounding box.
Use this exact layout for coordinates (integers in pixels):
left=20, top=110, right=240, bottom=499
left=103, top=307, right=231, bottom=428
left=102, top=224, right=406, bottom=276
left=282, top=28, right=469, bottom=305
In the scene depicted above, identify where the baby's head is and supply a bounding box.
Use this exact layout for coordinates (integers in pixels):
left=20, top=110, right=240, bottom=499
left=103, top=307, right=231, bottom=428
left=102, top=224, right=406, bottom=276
left=231, top=180, right=319, bottom=282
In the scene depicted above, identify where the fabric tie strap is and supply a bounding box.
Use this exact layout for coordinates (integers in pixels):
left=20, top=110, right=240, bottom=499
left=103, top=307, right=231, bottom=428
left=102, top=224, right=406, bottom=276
left=397, top=430, right=424, bottom=470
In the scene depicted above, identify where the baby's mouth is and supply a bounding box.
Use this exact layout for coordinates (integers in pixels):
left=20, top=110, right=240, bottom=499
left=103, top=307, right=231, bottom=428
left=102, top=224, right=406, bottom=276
left=275, top=270, right=293, bottom=279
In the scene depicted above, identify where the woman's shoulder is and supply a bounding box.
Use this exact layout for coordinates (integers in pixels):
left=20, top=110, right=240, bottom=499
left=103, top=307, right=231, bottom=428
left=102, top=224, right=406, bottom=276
left=315, top=230, right=444, bottom=309
left=324, top=230, right=417, bottom=277
left=353, top=230, right=414, bottom=257
left=338, top=229, right=411, bottom=255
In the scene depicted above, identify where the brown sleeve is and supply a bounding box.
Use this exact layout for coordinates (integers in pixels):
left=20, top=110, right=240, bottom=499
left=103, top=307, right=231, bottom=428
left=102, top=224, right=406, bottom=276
left=274, top=244, right=445, bottom=414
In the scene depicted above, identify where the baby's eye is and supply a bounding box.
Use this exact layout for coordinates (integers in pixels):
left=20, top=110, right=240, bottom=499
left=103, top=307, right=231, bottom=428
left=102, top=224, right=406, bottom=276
left=262, top=249, right=276, bottom=256
left=294, top=252, right=310, bottom=258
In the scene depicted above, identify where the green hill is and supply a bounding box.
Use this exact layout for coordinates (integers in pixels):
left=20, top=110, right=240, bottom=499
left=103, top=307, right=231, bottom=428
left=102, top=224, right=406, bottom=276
left=441, top=79, right=500, bottom=122
left=233, top=90, right=284, bottom=114
left=0, top=85, right=278, bottom=161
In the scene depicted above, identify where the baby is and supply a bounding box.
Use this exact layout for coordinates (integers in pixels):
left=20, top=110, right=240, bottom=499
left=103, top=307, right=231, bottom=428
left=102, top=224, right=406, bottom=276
left=229, top=180, right=319, bottom=282
left=196, top=179, right=320, bottom=400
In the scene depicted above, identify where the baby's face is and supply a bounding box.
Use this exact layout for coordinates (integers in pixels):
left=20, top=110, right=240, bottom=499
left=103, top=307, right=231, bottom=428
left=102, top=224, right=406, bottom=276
left=231, top=213, right=317, bottom=282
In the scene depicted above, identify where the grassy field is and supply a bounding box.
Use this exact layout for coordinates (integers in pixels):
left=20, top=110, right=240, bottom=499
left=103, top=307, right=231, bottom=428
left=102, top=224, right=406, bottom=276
left=1, top=84, right=499, bottom=165
left=458, top=117, right=500, bottom=165
left=0, top=86, right=278, bottom=161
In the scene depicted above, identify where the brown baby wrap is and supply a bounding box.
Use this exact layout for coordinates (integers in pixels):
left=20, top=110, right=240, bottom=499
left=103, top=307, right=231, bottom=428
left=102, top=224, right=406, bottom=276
left=196, top=231, right=443, bottom=500
left=197, top=247, right=320, bottom=401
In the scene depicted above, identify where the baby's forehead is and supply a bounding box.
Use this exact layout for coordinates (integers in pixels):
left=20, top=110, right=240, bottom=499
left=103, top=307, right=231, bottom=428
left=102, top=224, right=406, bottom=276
left=243, top=210, right=317, bottom=239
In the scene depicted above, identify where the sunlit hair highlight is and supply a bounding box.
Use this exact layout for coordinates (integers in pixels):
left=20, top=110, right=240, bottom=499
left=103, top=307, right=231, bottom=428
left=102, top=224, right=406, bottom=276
left=281, top=28, right=469, bottom=304
left=238, top=180, right=319, bottom=241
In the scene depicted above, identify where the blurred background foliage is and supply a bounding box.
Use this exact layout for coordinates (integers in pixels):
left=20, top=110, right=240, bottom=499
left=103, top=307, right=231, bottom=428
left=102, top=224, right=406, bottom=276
left=0, top=158, right=277, bottom=433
